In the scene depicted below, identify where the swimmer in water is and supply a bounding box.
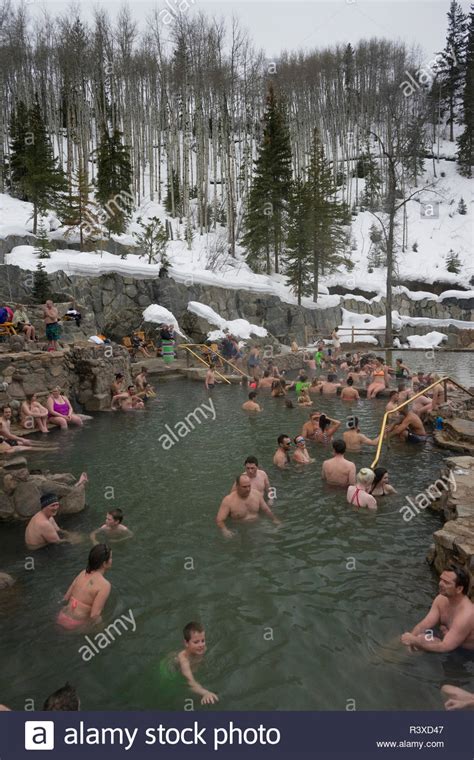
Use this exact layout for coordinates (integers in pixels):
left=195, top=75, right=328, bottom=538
left=401, top=565, right=474, bottom=652
left=242, top=391, right=262, bottom=412
left=25, top=477, right=88, bottom=550
left=176, top=622, right=218, bottom=705
left=347, top=468, right=378, bottom=511
left=205, top=363, right=216, bottom=391
left=216, top=474, right=280, bottom=538
left=273, top=434, right=292, bottom=469
left=340, top=377, right=360, bottom=401
left=343, top=416, right=379, bottom=452
left=321, top=439, right=356, bottom=487
left=57, top=544, right=112, bottom=631
left=111, top=385, right=145, bottom=411
left=231, top=456, right=272, bottom=503
left=90, top=508, right=133, bottom=545
left=301, top=411, right=321, bottom=440
left=369, top=467, right=397, bottom=496
left=386, top=407, right=427, bottom=443
left=297, top=388, right=313, bottom=406
left=292, top=436, right=315, bottom=465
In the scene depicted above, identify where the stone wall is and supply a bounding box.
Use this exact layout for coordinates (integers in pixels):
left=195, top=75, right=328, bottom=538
left=0, top=344, right=132, bottom=413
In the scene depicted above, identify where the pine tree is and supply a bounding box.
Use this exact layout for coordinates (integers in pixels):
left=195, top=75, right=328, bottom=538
left=306, top=128, right=350, bottom=301
left=367, top=223, right=385, bottom=269
left=62, top=166, right=103, bottom=250
left=457, top=196, right=467, bottom=214
left=9, top=101, right=30, bottom=199
left=436, top=0, right=468, bottom=142
left=242, top=83, right=293, bottom=274
left=403, top=115, right=426, bottom=186
left=13, top=99, right=66, bottom=233
left=446, top=249, right=461, bottom=272
left=133, top=216, right=169, bottom=265
left=34, top=218, right=53, bottom=259
left=284, top=179, right=312, bottom=305
left=457, top=4, right=474, bottom=176
left=359, top=142, right=381, bottom=209
left=32, top=262, right=51, bottom=302
left=96, top=128, right=133, bottom=235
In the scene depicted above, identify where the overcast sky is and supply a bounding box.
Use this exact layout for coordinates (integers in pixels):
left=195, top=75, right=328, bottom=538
left=27, top=0, right=471, bottom=60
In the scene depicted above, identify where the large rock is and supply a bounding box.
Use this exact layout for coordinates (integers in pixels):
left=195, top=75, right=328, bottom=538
left=12, top=481, right=42, bottom=518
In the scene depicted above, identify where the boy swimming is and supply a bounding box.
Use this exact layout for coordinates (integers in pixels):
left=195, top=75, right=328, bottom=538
left=90, top=509, right=133, bottom=544
left=176, top=622, right=218, bottom=705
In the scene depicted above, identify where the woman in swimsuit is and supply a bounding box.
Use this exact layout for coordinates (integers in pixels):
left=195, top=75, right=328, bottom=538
left=313, top=413, right=341, bottom=444
left=292, top=436, right=315, bottom=465
left=367, top=357, right=389, bottom=399
left=21, top=394, right=49, bottom=433
left=297, top=389, right=313, bottom=407
left=46, top=386, right=83, bottom=429
left=369, top=467, right=397, bottom=497
left=347, top=468, right=378, bottom=510
left=57, top=544, right=112, bottom=631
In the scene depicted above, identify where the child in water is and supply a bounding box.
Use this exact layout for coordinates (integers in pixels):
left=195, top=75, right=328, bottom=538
left=176, top=622, right=218, bottom=705
left=90, top=509, right=133, bottom=545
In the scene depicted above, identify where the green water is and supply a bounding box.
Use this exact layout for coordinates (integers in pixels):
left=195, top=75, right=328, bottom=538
left=0, top=350, right=473, bottom=711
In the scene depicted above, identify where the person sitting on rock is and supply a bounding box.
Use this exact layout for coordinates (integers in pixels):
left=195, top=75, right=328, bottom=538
left=110, top=373, right=125, bottom=400
left=0, top=405, right=33, bottom=447
left=111, top=385, right=145, bottom=411
left=46, top=387, right=83, bottom=429
left=13, top=304, right=36, bottom=341
left=63, top=303, right=82, bottom=327
left=134, top=367, right=155, bottom=398
left=21, top=394, right=49, bottom=434
left=25, top=480, right=87, bottom=550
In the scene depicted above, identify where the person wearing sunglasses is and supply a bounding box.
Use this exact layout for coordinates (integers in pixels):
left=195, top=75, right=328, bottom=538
left=292, top=436, right=315, bottom=465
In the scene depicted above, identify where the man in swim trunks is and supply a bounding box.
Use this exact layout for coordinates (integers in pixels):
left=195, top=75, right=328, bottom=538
left=242, top=391, right=262, bottom=412
left=216, top=474, right=280, bottom=538
left=340, top=377, right=360, bottom=401
left=43, top=300, right=62, bottom=352
left=176, top=622, right=218, bottom=705
left=387, top=407, right=427, bottom=443
left=301, top=411, right=322, bottom=440
left=322, top=440, right=356, bottom=487
left=385, top=390, right=400, bottom=412
left=111, top=385, right=145, bottom=410
left=232, top=456, right=272, bottom=502
left=273, top=434, right=292, bottom=469
left=0, top=405, right=31, bottom=446
left=25, top=483, right=87, bottom=550
left=320, top=374, right=341, bottom=395
left=90, top=508, right=133, bottom=544
left=401, top=565, right=474, bottom=652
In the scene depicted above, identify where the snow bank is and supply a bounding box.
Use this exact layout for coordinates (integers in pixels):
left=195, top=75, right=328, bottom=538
left=187, top=301, right=268, bottom=340
left=142, top=304, right=187, bottom=337
left=405, top=331, right=448, bottom=349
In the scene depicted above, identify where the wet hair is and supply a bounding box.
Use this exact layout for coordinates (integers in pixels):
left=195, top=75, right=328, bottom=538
left=285, top=399, right=294, bottom=408
left=183, top=621, right=204, bottom=642
left=396, top=358, right=403, bottom=364
left=86, top=544, right=111, bottom=573
left=115, top=373, right=123, bottom=380
left=43, top=682, right=80, bottom=711
left=245, top=456, right=259, bottom=467
left=447, top=564, right=470, bottom=595
left=346, top=416, right=358, bottom=429
left=248, top=391, right=257, bottom=400
left=346, top=377, right=354, bottom=386
left=389, top=390, right=399, bottom=399
left=1, top=405, right=11, bottom=413
left=319, top=414, right=330, bottom=431
left=127, top=385, right=135, bottom=391
left=108, top=508, right=123, bottom=524
left=263, top=370, right=270, bottom=378
left=333, top=439, right=346, bottom=454
left=370, top=467, right=387, bottom=492
left=277, top=434, right=290, bottom=445
left=328, top=374, right=337, bottom=382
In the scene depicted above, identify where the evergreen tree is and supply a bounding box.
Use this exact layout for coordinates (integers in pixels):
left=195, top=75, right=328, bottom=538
left=436, top=0, right=468, bottom=142
left=367, top=223, right=385, bottom=269
left=32, top=262, right=51, bottom=302
left=34, top=218, right=53, bottom=259
left=402, top=115, right=426, bottom=186
left=133, top=216, right=169, bottom=265
left=359, top=142, right=381, bottom=209
left=457, top=4, right=474, bottom=176
left=12, top=99, right=66, bottom=233
left=306, top=128, right=350, bottom=301
left=457, top=196, right=467, bottom=214
left=62, top=166, right=103, bottom=250
left=242, top=83, right=293, bottom=274
left=9, top=101, right=30, bottom=199
left=283, top=179, right=312, bottom=305
left=446, top=248, right=461, bottom=272
left=96, top=128, right=133, bottom=235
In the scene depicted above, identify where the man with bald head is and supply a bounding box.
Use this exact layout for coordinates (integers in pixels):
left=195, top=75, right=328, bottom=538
left=216, top=474, right=280, bottom=538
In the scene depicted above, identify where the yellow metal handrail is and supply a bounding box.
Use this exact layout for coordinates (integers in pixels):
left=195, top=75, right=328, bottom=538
left=370, top=376, right=474, bottom=469
left=180, top=343, right=247, bottom=377
left=179, top=344, right=231, bottom=384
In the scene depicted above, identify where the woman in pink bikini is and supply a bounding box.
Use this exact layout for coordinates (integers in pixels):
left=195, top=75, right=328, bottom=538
left=57, top=544, right=112, bottom=631
left=346, top=468, right=378, bottom=511
left=46, top=386, right=83, bottom=429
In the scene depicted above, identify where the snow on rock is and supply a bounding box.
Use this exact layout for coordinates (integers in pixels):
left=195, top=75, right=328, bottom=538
left=187, top=301, right=268, bottom=340
left=142, top=304, right=187, bottom=337
left=340, top=307, right=474, bottom=346
left=405, top=332, right=448, bottom=349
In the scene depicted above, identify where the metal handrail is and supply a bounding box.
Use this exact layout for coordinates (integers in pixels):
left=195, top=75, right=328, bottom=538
left=370, top=375, right=474, bottom=469
left=178, top=345, right=231, bottom=384
left=180, top=343, right=247, bottom=377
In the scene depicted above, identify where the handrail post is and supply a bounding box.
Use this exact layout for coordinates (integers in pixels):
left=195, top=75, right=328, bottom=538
left=444, top=379, right=447, bottom=402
